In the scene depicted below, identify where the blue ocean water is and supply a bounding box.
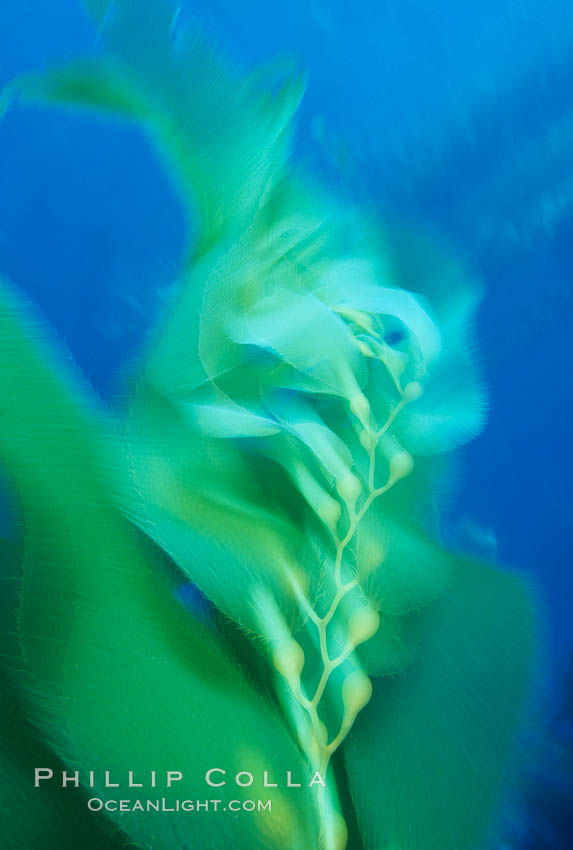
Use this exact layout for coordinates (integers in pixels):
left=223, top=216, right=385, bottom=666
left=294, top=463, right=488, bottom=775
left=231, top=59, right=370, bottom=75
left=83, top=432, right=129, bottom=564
left=0, top=1, right=572, bottom=846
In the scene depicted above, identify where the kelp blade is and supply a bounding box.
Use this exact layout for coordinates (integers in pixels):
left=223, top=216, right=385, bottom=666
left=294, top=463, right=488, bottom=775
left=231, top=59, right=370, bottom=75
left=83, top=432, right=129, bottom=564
left=1, top=0, right=304, bottom=256
left=344, top=556, right=538, bottom=850
left=0, top=279, right=319, bottom=850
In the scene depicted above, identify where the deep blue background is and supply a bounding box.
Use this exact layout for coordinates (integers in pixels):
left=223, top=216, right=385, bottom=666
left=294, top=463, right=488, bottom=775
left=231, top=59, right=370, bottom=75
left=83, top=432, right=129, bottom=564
left=0, top=0, right=572, bottom=693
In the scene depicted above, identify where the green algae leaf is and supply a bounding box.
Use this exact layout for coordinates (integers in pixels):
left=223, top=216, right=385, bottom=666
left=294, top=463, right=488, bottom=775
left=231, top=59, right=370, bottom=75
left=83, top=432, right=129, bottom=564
left=353, top=608, right=421, bottom=677
left=232, top=287, right=364, bottom=398
left=0, top=61, right=149, bottom=122
left=177, top=396, right=281, bottom=439
left=3, top=0, right=305, bottom=256
left=343, top=557, right=538, bottom=850
left=391, top=281, right=488, bottom=455
left=0, top=670, right=123, bottom=850
left=381, top=225, right=488, bottom=454
left=116, top=384, right=309, bottom=638
left=1, top=540, right=121, bottom=850
left=315, top=260, right=443, bottom=375
left=0, top=279, right=320, bottom=850
left=354, top=503, right=452, bottom=617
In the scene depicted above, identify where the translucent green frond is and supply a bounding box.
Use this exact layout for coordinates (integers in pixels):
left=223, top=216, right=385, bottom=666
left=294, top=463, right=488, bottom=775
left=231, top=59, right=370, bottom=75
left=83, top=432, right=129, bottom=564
left=0, top=279, right=320, bottom=850
left=2, top=0, right=304, bottom=256
left=344, top=558, right=538, bottom=850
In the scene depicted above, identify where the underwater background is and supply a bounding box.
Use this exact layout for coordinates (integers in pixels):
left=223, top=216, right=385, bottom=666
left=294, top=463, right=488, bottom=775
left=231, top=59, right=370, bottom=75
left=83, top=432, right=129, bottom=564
left=0, top=1, right=572, bottom=847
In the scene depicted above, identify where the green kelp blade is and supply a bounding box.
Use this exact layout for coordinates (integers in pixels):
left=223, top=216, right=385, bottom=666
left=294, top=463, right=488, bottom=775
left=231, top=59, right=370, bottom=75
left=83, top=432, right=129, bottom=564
left=118, top=387, right=308, bottom=638
left=1, top=539, right=121, bottom=850
left=381, top=224, right=488, bottom=455
left=231, top=285, right=364, bottom=400
left=2, top=0, right=304, bottom=256
left=84, top=0, right=304, bottom=253
left=343, top=557, right=538, bottom=850
left=0, top=3, right=306, bottom=399
left=0, top=60, right=150, bottom=122
left=0, top=669, right=125, bottom=850
left=0, top=279, right=319, bottom=850
left=354, top=502, right=453, bottom=618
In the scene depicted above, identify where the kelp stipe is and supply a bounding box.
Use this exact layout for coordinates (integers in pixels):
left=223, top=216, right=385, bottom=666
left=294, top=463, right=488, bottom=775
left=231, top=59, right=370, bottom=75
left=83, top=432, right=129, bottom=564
left=0, top=1, right=539, bottom=849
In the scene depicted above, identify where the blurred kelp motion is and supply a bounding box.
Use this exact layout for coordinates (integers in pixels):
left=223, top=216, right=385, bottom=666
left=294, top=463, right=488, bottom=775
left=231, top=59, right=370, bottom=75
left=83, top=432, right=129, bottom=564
left=0, top=1, right=540, bottom=848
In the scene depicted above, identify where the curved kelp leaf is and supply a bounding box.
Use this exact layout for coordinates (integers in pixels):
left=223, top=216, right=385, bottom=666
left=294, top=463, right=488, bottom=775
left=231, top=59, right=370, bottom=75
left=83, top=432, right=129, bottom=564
left=0, top=668, right=125, bottom=850
left=0, top=538, right=121, bottom=850
left=353, top=501, right=453, bottom=617
left=0, top=539, right=125, bottom=850
left=344, top=557, right=538, bottom=850
left=116, top=386, right=308, bottom=638
left=0, top=280, right=320, bottom=850
left=381, top=223, right=488, bottom=454
left=1, top=0, right=304, bottom=256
